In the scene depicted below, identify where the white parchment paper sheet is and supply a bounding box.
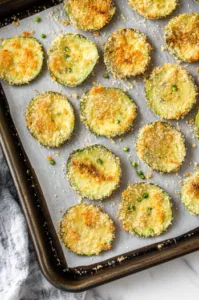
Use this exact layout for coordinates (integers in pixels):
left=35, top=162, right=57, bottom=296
left=0, top=0, right=199, bottom=268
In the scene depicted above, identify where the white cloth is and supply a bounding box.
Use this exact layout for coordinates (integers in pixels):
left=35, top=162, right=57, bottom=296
left=0, top=147, right=86, bottom=300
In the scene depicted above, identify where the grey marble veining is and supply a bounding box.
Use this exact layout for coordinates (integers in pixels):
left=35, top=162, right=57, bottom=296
left=86, top=252, right=199, bottom=300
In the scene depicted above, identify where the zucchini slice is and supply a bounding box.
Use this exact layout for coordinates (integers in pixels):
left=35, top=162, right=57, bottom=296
left=48, top=34, right=99, bottom=87
left=145, top=64, right=197, bottom=120
left=104, top=28, right=152, bottom=78
left=165, top=13, right=199, bottom=63
left=60, top=203, right=115, bottom=256
left=80, top=85, right=137, bottom=138
left=26, top=91, right=75, bottom=148
left=66, top=145, right=121, bottom=200
left=195, top=111, right=199, bottom=138
left=129, top=0, right=177, bottom=19
left=118, top=183, right=173, bottom=237
left=136, top=121, right=186, bottom=173
left=181, top=170, right=199, bottom=215
left=0, top=36, right=44, bottom=85
left=65, top=0, right=116, bottom=31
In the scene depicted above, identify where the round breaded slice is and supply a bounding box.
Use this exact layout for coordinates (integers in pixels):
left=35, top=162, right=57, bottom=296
left=65, top=0, right=116, bottom=31
left=0, top=36, right=44, bottom=85
left=165, top=13, right=199, bottom=63
left=60, top=203, right=115, bottom=256
left=26, top=91, right=75, bottom=148
left=129, top=0, right=177, bottom=19
left=145, top=64, right=197, bottom=120
left=181, top=170, right=199, bottom=215
left=136, top=121, right=186, bottom=173
left=48, top=33, right=99, bottom=87
left=80, top=85, right=137, bottom=138
left=118, top=183, right=173, bottom=237
left=104, top=28, right=152, bottom=78
left=66, top=145, right=121, bottom=200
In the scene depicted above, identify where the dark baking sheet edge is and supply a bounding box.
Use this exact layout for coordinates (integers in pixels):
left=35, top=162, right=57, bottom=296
left=0, top=0, right=199, bottom=293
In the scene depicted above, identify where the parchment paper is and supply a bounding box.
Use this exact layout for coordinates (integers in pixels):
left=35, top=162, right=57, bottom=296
left=0, top=0, right=199, bottom=268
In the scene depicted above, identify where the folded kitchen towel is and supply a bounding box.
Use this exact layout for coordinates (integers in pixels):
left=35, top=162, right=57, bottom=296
left=0, top=146, right=85, bottom=300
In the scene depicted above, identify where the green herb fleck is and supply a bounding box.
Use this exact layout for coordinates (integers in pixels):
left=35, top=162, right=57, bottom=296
left=128, top=204, right=136, bottom=211
left=147, top=207, right=153, bottom=215
left=68, top=67, right=72, bottom=73
left=41, top=33, right=46, bottom=39
left=137, top=169, right=145, bottom=179
left=97, top=158, right=103, bottom=165
left=137, top=197, right=142, bottom=202
left=143, top=192, right=149, bottom=198
left=117, top=120, right=121, bottom=124
left=65, top=54, right=70, bottom=59
left=64, top=47, right=70, bottom=52
left=49, top=159, right=55, bottom=165
left=123, top=147, right=129, bottom=152
left=149, top=228, right=154, bottom=234
left=137, top=169, right=144, bottom=175
left=103, top=73, right=109, bottom=79
left=34, top=17, right=41, bottom=23
left=172, top=85, right=178, bottom=92
left=131, top=161, right=138, bottom=168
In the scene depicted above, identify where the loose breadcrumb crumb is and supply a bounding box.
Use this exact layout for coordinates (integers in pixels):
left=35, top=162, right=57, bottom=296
left=22, top=31, right=34, bottom=37
left=188, top=119, right=194, bottom=125
left=71, top=93, right=78, bottom=99
left=47, top=155, right=53, bottom=161
left=161, top=45, right=166, bottom=51
left=146, top=173, right=152, bottom=179
left=12, top=20, right=20, bottom=27
left=118, top=255, right=125, bottom=262
left=93, top=31, right=100, bottom=36
left=61, top=19, right=69, bottom=25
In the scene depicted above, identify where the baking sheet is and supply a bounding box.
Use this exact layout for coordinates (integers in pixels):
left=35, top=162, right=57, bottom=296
left=0, top=0, right=199, bottom=268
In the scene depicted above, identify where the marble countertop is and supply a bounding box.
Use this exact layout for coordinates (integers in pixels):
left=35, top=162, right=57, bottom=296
left=85, top=251, right=199, bottom=300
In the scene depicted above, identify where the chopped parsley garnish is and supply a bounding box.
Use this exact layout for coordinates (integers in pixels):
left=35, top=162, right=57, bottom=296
left=137, top=197, right=142, bottom=202
left=34, top=17, right=41, bottom=23
left=172, top=85, right=178, bottom=92
left=103, top=73, right=109, bottom=79
left=123, top=147, right=129, bottom=152
left=137, top=169, right=145, bottom=179
left=147, top=207, right=153, bottom=215
left=131, top=161, right=138, bottom=168
left=143, top=192, right=149, bottom=198
left=128, top=204, right=136, bottom=211
left=97, top=158, right=103, bottom=165
left=149, top=228, right=154, bottom=234
left=49, top=159, right=55, bottom=165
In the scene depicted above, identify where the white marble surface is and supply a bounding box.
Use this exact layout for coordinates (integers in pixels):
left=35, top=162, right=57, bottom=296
left=85, top=252, right=199, bottom=300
